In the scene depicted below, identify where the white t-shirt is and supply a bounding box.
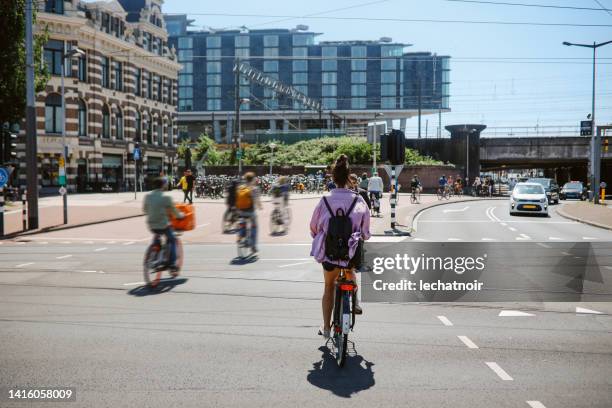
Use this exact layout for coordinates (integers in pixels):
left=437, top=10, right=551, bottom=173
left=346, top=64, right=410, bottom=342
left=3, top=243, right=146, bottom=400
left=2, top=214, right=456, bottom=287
left=368, top=176, right=384, bottom=192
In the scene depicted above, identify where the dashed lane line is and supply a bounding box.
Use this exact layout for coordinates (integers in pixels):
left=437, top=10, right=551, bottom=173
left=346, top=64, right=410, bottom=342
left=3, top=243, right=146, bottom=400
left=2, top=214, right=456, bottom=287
left=536, top=243, right=551, bottom=248
left=94, top=247, right=108, bottom=252
left=576, top=307, right=603, bottom=315
left=485, top=362, right=513, bottom=381
left=123, top=241, right=135, bottom=246
left=447, top=238, right=462, bottom=241
left=437, top=316, right=453, bottom=326
left=15, top=262, right=34, bottom=268
left=278, top=261, right=312, bottom=268
left=481, top=237, right=495, bottom=241
left=549, top=237, right=562, bottom=240
left=508, top=227, right=517, bottom=232
left=526, top=402, right=547, bottom=408
left=56, top=254, right=73, bottom=260
left=122, top=281, right=145, bottom=286
left=499, top=310, right=534, bottom=317
left=457, top=335, right=479, bottom=349
left=582, top=236, right=597, bottom=240
left=516, top=234, right=531, bottom=240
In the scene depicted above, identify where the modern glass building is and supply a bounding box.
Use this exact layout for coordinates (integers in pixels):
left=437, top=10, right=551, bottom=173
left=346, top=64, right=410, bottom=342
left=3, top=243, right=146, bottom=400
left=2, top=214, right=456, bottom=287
left=166, top=15, right=450, bottom=143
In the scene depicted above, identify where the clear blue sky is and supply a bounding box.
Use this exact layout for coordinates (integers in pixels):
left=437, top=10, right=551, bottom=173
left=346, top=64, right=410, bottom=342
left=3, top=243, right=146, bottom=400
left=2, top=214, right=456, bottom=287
left=163, top=0, right=612, bottom=135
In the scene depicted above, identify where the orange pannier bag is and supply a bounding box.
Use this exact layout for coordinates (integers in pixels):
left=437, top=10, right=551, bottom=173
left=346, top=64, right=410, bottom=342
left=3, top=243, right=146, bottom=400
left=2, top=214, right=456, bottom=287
left=171, top=203, right=196, bottom=231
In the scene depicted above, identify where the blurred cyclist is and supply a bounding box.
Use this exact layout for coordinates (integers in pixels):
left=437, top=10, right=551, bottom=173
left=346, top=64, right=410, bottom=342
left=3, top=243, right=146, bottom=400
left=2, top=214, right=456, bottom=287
left=235, top=172, right=263, bottom=255
left=143, top=177, right=184, bottom=272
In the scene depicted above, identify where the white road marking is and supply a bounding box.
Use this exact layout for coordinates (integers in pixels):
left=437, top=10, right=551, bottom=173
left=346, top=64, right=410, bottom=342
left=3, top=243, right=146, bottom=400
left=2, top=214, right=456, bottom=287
left=549, top=237, right=562, bottom=240
left=56, top=254, right=73, bottom=260
left=413, top=237, right=428, bottom=241
left=500, top=222, right=507, bottom=226
left=516, top=234, right=531, bottom=240
left=437, top=316, right=453, bottom=326
left=369, top=236, right=407, bottom=243
left=605, top=266, right=612, bottom=271
left=15, top=262, right=34, bottom=268
left=536, top=243, right=551, bottom=248
left=499, top=310, right=534, bottom=317
left=576, top=307, right=603, bottom=315
left=443, top=206, right=469, bottom=213
left=582, top=236, right=597, bottom=240
left=122, top=281, right=145, bottom=286
left=489, top=206, right=501, bottom=222
left=106, top=241, right=116, bottom=244
left=123, top=241, right=135, bottom=246
left=486, top=362, right=513, bottom=381
left=508, top=227, right=517, bottom=232
left=278, top=261, right=312, bottom=268
left=15, top=242, right=26, bottom=245
left=75, top=270, right=105, bottom=274
left=60, top=241, right=71, bottom=244
left=196, top=223, right=210, bottom=229
left=458, top=335, right=479, bottom=349
left=447, top=238, right=462, bottom=241
left=94, top=247, right=107, bottom=252
left=38, top=241, right=49, bottom=245
left=561, top=251, right=572, bottom=256
left=27, top=237, right=144, bottom=242
left=481, top=237, right=495, bottom=241
left=526, top=401, right=547, bottom=408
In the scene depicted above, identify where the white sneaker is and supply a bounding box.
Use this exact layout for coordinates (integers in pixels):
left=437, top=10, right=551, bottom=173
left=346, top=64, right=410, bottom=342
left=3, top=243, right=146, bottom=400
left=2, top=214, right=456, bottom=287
left=318, top=326, right=330, bottom=339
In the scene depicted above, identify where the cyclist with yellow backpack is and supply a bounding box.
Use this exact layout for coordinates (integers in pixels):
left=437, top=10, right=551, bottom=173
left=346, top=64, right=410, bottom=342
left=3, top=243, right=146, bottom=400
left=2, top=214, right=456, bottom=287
left=235, top=172, right=262, bottom=255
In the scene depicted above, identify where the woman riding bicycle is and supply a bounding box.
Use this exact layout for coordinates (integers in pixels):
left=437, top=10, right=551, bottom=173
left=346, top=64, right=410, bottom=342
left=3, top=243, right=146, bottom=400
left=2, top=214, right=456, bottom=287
left=310, top=155, right=371, bottom=339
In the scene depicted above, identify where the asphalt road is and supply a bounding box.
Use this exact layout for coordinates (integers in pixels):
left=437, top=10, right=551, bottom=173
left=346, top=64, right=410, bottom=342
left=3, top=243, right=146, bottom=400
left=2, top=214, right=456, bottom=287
left=0, top=197, right=611, bottom=408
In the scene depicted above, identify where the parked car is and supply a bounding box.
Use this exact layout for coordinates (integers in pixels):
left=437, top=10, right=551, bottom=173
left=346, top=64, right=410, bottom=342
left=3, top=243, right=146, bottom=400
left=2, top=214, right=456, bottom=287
left=527, top=177, right=559, bottom=204
left=560, top=181, right=587, bottom=200
left=509, top=183, right=548, bottom=216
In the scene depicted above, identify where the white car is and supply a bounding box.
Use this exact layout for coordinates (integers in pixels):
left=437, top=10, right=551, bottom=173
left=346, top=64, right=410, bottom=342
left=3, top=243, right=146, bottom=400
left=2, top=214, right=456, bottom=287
left=509, top=183, right=548, bottom=216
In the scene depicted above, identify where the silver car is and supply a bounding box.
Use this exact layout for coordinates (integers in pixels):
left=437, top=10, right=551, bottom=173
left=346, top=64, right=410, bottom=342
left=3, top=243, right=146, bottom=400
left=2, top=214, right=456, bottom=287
left=509, top=183, right=548, bottom=216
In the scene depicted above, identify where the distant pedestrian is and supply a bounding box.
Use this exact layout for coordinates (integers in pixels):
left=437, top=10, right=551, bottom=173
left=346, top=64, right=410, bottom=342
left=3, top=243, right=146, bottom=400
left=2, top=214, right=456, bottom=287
left=179, top=169, right=194, bottom=204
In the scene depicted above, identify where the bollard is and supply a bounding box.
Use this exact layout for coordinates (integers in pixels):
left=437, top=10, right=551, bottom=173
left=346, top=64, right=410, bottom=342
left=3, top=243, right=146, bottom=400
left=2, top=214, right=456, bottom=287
left=390, top=165, right=397, bottom=229
left=0, top=186, right=4, bottom=237
left=602, top=188, right=606, bottom=203
left=22, top=189, right=27, bottom=231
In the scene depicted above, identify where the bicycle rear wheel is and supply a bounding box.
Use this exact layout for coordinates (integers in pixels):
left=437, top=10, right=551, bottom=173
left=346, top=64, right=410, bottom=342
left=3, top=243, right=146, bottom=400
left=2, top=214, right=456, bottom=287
left=170, top=238, right=183, bottom=278
left=143, top=243, right=162, bottom=288
left=334, top=289, right=351, bottom=367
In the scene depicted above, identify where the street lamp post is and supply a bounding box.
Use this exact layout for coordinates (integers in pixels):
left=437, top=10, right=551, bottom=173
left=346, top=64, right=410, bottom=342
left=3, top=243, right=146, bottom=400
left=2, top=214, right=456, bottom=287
left=60, top=47, right=85, bottom=224
left=269, top=142, right=277, bottom=176
left=237, top=98, right=250, bottom=174
left=372, top=112, right=384, bottom=174
left=563, top=40, right=612, bottom=204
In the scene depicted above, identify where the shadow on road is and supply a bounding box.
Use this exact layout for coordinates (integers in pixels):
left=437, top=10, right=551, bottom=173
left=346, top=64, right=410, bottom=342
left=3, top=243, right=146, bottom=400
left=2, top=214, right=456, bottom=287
left=230, top=255, right=258, bottom=265
left=306, top=345, right=375, bottom=398
left=127, top=278, right=188, bottom=297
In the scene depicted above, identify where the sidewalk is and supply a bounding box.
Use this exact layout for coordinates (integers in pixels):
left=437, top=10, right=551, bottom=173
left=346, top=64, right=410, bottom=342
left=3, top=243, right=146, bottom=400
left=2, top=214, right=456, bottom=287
left=557, top=202, right=612, bottom=231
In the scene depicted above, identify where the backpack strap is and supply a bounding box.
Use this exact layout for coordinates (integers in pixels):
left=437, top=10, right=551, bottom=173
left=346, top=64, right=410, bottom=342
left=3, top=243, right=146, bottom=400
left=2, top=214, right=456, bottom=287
left=346, top=195, right=359, bottom=216
left=322, top=197, right=334, bottom=217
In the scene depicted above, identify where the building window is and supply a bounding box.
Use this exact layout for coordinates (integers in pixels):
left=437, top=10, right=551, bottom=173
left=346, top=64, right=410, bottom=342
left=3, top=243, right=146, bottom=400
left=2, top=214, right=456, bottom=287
left=381, top=97, right=396, bottom=109
left=101, top=56, right=110, bottom=88
left=77, top=55, right=87, bottom=82
left=351, top=46, right=366, bottom=58
left=239, top=86, right=250, bottom=98
left=45, top=0, right=64, bottom=13
left=44, top=94, right=62, bottom=134
left=156, top=76, right=162, bottom=101
left=322, top=98, right=337, bottom=110
left=135, top=68, right=142, bottom=96
left=178, top=49, right=193, bottom=61
left=293, top=73, right=308, bottom=84
left=322, top=85, right=337, bottom=97
left=102, top=105, right=110, bottom=139
left=157, top=118, right=163, bottom=146
left=351, top=59, right=366, bottom=71
left=207, top=49, right=221, bottom=61
left=181, top=63, right=193, bottom=74
left=207, top=74, right=221, bottom=86
left=43, top=40, right=63, bottom=75
left=114, top=61, right=123, bottom=91
left=146, top=72, right=152, bottom=99
left=382, top=45, right=403, bottom=57
left=322, top=72, right=337, bottom=84
left=381, top=71, right=396, bottom=83
left=145, top=114, right=152, bottom=144
left=179, top=100, right=193, bottom=111
left=265, top=99, right=279, bottom=110
left=381, top=84, right=396, bottom=96
left=179, top=87, right=193, bottom=98
left=322, top=60, right=337, bottom=71
left=78, top=99, right=87, bottom=136
left=178, top=75, right=193, bottom=86
left=293, top=85, right=307, bottom=95
left=351, top=72, right=366, bottom=83
left=293, top=47, right=308, bottom=58
left=235, top=48, right=249, bottom=59
left=293, top=34, right=313, bottom=46
left=178, top=37, right=193, bottom=48
left=263, top=48, right=278, bottom=57
left=207, top=87, right=221, bottom=98
left=381, top=59, right=396, bottom=70
left=235, top=35, right=249, bottom=48
left=116, top=108, right=124, bottom=140
left=168, top=120, right=173, bottom=146
left=263, top=35, right=279, bottom=47
left=263, top=61, right=278, bottom=72
left=206, top=36, right=221, bottom=48
left=207, top=62, right=221, bottom=73
left=351, top=98, right=366, bottom=109
left=207, top=99, right=221, bottom=110
left=293, top=60, right=307, bottom=72
left=351, top=84, right=366, bottom=96
left=135, top=111, right=141, bottom=141
left=322, top=46, right=337, bottom=71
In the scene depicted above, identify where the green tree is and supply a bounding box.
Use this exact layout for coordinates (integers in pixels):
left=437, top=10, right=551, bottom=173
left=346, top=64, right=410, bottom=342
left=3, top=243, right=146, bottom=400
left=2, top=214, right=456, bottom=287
left=0, top=0, right=49, bottom=125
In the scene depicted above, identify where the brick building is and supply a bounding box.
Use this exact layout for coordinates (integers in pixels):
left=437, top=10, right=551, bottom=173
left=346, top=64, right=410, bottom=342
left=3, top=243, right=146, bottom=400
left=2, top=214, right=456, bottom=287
left=18, top=0, right=181, bottom=193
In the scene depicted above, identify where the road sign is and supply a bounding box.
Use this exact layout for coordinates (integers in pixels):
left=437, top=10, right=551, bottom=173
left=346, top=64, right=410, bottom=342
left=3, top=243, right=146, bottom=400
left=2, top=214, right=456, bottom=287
left=133, top=147, right=141, bottom=161
left=383, top=164, right=404, bottom=180
left=580, top=120, right=593, bottom=136
left=59, top=186, right=67, bottom=196
left=0, top=167, right=8, bottom=188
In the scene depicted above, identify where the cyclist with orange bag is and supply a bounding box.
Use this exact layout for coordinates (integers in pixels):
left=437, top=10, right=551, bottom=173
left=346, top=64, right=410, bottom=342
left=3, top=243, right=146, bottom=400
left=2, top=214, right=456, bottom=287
left=143, top=177, right=184, bottom=272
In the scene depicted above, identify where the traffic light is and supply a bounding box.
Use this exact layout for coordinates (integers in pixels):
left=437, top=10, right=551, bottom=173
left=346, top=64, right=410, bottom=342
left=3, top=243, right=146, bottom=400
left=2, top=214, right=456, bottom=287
left=385, top=129, right=406, bottom=165
left=1, top=131, right=17, bottom=165
left=603, top=138, right=609, bottom=153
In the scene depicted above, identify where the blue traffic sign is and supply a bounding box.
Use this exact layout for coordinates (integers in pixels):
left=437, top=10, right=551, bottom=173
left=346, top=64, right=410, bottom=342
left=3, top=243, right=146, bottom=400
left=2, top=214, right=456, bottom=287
left=133, top=148, right=141, bottom=161
left=0, top=167, right=8, bottom=188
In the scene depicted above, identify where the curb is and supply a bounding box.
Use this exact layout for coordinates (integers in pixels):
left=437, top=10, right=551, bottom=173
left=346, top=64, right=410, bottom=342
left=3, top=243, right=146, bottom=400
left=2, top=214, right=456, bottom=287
left=556, top=206, right=612, bottom=231
left=2, top=213, right=145, bottom=240
left=408, top=197, right=506, bottom=232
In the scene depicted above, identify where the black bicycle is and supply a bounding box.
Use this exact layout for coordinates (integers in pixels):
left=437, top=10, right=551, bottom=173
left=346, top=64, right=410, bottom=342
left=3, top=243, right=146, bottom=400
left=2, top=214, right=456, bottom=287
left=329, top=268, right=357, bottom=367
left=143, top=232, right=183, bottom=288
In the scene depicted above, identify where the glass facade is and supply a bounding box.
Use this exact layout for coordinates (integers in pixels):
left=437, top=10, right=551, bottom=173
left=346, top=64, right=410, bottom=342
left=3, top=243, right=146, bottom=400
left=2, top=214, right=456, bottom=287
left=167, top=26, right=450, bottom=113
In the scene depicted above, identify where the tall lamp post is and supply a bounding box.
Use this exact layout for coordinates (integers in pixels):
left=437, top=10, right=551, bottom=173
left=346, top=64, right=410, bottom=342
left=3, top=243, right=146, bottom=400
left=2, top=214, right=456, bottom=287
left=236, top=98, right=250, bottom=174
left=372, top=112, right=384, bottom=174
left=60, top=47, right=85, bottom=224
left=563, top=40, right=612, bottom=204
left=269, top=142, right=277, bottom=176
